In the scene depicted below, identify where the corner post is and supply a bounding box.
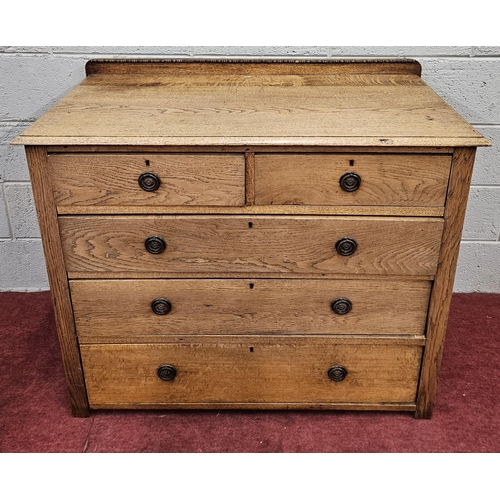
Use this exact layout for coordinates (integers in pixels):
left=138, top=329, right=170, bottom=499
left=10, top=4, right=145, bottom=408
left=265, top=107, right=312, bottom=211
left=25, top=146, right=90, bottom=417
left=415, top=147, right=476, bottom=418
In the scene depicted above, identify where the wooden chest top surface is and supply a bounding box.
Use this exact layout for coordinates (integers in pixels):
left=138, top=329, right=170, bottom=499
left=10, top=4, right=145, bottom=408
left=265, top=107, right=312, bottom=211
left=12, top=59, right=489, bottom=148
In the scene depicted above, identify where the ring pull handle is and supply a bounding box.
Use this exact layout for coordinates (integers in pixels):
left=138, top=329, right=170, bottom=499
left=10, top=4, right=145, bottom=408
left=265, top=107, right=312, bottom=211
left=331, top=298, right=352, bottom=315
left=328, top=365, right=348, bottom=382
left=335, top=237, right=357, bottom=256
left=157, top=364, right=177, bottom=381
left=339, top=172, right=361, bottom=192
left=151, top=298, right=172, bottom=315
left=138, top=172, right=161, bottom=192
left=145, top=236, right=166, bottom=254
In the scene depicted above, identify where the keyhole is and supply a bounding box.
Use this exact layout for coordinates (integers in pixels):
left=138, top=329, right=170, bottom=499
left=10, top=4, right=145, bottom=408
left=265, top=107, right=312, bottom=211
left=248, top=222, right=253, bottom=228
left=349, top=159, right=354, bottom=166
left=249, top=347, right=254, bottom=352
left=249, top=283, right=254, bottom=289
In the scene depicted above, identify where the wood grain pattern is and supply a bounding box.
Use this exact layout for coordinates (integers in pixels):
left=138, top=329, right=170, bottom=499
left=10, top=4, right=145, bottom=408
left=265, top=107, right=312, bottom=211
left=46, top=146, right=456, bottom=154
left=79, top=334, right=426, bottom=345
left=85, top=74, right=426, bottom=87
left=70, top=278, right=431, bottom=340
left=56, top=204, right=445, bottom=217
left=13, top=60, right=489, bottom=417
left=89, top=402, right=417, bottom=411
left=81, top=335, right=426, bottom=347
left=24, top=147, right=89, bottom=417
left=415, top=148, right=477, bottom=419
left=67, top=272, right=434, bottom=281
left=48, top=153, right=245, bottom=206
left=20, top=137, right=487, bottom=147
left=85, top=58, right=423, bottom=76
left=255, top=154, right=451, bottom=206
left=58, top=215, right=444, bottom=276
left=80, top=340, right=423, bottom=405
left=12, top=65, right=489, bottom=147
left=245, top=151, right=255, bottom=205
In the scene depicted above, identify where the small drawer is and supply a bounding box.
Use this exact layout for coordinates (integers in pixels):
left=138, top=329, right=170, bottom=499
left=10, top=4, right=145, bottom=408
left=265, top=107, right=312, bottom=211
left=80, top=340, right=423, bottom=406
left=71, top=278, right=431, bottom=341
left=59, top=215, right=443, bottom=276
left=48, top=154, right=245, bottom=206
left=255, top=154, right=451, bottom=206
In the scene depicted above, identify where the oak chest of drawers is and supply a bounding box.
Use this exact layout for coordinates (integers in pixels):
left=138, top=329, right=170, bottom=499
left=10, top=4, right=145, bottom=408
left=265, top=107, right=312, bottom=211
left=13, top=58, right=490, bottom=418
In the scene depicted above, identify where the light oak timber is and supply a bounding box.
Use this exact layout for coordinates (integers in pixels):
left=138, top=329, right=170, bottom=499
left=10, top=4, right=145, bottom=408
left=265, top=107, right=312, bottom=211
left=12, top=61, right=488, bottom=148
left=245, top=151, right=255, bottom=205
left=68, top=272, right=434, bottom=280
left=415, top=148, right=477, bottom=419
left=90, top=403, right=417, bottom=411
left=85, top=74, right=428, bottom=87
left=85, top=58, right=423, bottom=76
left=80, top=341, right=423, bottom=405
left=49, top=154, right=245, bottom=207
left=56, top=205, right=445, bottom=217
left=46, top=146, right=456, bottom=154
left=12, top=60, right=491, bottom=417
left=70, top=278, right=431, bottom=339
left=24, top=147, right=89, bottom=417
left=255, top=154, right=451, bottom=207
left=80, top=335, right=426, bottom=345
left=78, top=335, right=427, bottom=346
left=58, top=215, right=444, bottom=276
left=18, top=137, right=489, bottom=147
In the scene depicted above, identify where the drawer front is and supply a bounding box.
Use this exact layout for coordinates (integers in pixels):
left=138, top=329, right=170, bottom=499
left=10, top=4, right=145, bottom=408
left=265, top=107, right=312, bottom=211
left=59, top=215, right=443, bottom=276
left=255, top=154, right=451, bottom=206
left=80, top=341, right=423, bottom=405
left=48, top=154, right=245, bottom=206
left=71, top=278, right=431, bottom=340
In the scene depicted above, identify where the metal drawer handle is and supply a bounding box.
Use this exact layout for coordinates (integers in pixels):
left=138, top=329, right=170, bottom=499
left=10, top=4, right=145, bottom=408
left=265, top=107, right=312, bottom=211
left=335, top=237, right=357, bottom=256
left=328, top=365, right=348, bottom=382
left=151, top=298, right=172, bottom=315
left=339, top=172, right=361, bottom=192
left=157, top=364, right=177, bottom=381
left=331, top=298, right=352, bottom=315
left=138, top=172, right=161, bottom=192
left=145, top=236, right=166, bottom=254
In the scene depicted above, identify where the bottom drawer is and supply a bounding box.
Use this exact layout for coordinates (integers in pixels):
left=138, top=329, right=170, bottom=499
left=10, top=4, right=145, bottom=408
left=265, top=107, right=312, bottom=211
left=80, top=340, right=423, bottom=406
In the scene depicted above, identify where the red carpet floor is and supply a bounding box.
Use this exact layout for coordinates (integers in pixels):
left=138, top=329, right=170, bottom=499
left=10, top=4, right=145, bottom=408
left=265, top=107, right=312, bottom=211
left=0, top=291, right=499, bottom=453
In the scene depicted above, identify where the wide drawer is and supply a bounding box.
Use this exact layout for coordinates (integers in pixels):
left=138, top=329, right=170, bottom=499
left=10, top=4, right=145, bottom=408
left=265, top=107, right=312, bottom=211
left=80, top=340, right=423, bottom=405
left=71, top=278, right=431, bottom=340
left=59, top=215, right=443, bottom=276
left=48, top=154, right=245, bottom=206
left=255, top=154, right=451, bottom=206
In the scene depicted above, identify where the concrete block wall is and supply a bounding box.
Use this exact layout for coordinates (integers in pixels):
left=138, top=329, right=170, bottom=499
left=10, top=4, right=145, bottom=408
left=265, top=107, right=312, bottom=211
left=1, top=46, right=499, bottom=292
